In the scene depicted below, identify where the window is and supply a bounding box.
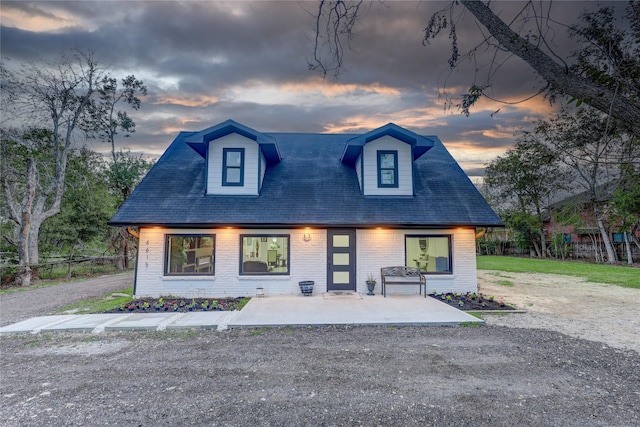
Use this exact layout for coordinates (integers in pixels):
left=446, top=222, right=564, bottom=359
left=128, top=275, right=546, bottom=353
left=240, top=235, right=290, bottom=275
left=223, top=148, right=244, bottom=186
left=165, top=235, right=215, bottom=275
left=613, top=232, right=631, bottom=243
left=405, top=235, right=452, bottom=274
left=377, top=150, right=398, bottom=188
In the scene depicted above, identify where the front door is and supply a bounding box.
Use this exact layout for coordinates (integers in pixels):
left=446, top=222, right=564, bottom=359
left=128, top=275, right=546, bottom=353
left=327, top=229, right=356, bottom=291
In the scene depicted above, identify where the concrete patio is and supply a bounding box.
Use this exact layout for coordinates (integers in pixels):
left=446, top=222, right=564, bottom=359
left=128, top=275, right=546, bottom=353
left=0, top=292, right=482, bottom=334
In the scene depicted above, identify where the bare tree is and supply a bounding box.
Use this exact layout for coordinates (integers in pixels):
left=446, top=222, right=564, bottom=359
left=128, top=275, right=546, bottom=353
left=1, top=50, right=105, bottom=286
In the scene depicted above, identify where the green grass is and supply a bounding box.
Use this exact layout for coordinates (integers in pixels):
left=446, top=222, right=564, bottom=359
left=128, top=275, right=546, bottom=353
left=477, top=256, right=640, bottom=288
left=56, top=287, right=134, bottom=314
left=496, top=279, right=515, bottom=287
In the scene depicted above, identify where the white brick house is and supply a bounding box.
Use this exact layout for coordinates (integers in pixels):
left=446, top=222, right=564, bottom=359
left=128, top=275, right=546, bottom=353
left=110, top=120, right=502, bottom=298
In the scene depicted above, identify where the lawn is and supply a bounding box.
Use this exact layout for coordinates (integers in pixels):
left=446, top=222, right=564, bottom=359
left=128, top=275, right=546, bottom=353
left=477, top=256, right=639, bottom=289
left=57, top=287, right=134, bottom=314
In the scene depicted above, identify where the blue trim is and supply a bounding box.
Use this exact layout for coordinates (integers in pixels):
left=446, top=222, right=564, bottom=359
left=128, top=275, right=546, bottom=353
left=257, top=151, right=262, bottom=193
left=204, top=141, right=210, bottom=194
left=222, top=148, right=245, bottom=187
left=359, top=154, right=364, bottom=194
left=341, top=122, right=435, bottom=165
left=184, top=119, right=281, bottom=164
left=377, top=150, right=398, bottom=188
left=411, top=154, right=415, bottom=196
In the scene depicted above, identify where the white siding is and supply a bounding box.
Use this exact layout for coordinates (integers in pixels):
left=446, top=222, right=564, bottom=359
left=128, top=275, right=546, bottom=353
left=355, top=154, right=363, bottom=191
left=362, top=136, right=413, bottom=196
left=135, top=227, right=327, bottom=298
left=355, top=228, right=478, bottom=295
left=135, top=226, right=478, bottom=298
left=207, top=133, right=259, bottom=195
left=259, top=151, right=266, bottom=191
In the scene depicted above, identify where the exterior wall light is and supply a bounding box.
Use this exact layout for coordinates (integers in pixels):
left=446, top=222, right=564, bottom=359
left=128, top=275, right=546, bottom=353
left=303, top=233, right=311, bottom=242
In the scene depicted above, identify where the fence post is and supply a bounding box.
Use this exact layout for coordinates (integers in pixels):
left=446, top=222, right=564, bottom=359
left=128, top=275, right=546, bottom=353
left=67, top=255, right=72, bottom=280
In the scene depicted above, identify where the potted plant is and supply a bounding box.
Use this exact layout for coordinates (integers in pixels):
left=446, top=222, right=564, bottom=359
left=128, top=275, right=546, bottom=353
left=298, top=281, right=314, bottom=296
left=366, top=273, right=377, bottom=296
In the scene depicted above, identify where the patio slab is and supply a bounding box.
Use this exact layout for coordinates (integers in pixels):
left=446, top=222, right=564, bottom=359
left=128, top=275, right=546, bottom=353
left=229, top=293, right=482, bottom=327
left=104, top=312, right=184, bottom=331
left=0, top=315, right=79, bottom=334
left=42, top=314, right=132, bottom=332
left=0, top=293, right=482, bottom=334
left=165, top=311, right=232, bottom=330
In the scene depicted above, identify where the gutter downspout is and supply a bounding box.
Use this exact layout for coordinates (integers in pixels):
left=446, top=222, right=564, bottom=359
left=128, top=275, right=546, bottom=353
left=475, top=228, right=487, bottom=239
left=127, top=226, right=140, bottom=239
left=126, top=226, right=139, bottom=296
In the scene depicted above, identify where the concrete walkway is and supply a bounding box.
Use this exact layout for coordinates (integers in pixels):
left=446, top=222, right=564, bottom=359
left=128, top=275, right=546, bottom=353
left=0, top=292, right=482, bottom=334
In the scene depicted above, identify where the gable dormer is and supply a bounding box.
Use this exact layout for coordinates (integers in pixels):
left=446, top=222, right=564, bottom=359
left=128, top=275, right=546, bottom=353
left=341, top=123, right=436, bottom=196
left=185, top=120, right=281, bottom=195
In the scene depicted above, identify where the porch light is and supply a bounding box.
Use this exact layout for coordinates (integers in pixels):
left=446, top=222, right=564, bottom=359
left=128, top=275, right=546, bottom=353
left=303, top=233, right=311, bottom=242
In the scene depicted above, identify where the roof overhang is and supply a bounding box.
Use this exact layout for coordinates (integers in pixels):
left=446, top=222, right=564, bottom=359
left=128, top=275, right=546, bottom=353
left=184, top=119, right=281, bottom=164
left=340, top=123, right=436, bottom=165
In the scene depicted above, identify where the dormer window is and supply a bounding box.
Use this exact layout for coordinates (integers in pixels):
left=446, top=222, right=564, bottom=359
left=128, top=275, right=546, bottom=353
left=223, top=148, right=244, bottom=186
left=377, top=150, right=398, bottom=188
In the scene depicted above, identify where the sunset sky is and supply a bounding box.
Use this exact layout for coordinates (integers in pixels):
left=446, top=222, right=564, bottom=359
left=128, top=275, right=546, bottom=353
left=0, top=1, right=614, bottom=180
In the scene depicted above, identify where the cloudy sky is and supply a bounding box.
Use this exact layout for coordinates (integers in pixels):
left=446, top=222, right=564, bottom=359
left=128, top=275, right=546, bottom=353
left=0, top=0, right=613, bottom=179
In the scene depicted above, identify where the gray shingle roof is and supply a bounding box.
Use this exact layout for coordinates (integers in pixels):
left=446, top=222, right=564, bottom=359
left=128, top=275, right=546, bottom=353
left=109, top=126, right=503, bottom=228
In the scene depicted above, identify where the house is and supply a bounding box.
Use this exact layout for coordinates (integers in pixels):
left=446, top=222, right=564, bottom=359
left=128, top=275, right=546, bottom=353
left=542, top=183, right=639, bottom=260
left=109, top=120, right=503, bottom=298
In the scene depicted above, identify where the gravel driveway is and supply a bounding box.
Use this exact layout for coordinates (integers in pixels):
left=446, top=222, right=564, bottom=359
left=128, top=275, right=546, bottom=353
left=0, top=272, right=134, bottom=327
left=1, top=271, right=639, bottom=426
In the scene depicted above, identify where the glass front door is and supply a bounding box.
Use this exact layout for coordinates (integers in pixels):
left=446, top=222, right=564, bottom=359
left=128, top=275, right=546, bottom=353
left=327, top=229, right=356, bottom=291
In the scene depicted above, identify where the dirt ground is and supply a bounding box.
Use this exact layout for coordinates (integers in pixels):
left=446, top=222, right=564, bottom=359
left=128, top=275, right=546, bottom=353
left=1, top=271, right=639, bottom=426
left=478, top=270, right=640, bottom=354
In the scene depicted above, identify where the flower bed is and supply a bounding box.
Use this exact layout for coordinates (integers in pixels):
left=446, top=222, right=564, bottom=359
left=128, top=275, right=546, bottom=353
left=428, top=292, right=515, bottom=311
left=106, top=297, right=249, bottom=313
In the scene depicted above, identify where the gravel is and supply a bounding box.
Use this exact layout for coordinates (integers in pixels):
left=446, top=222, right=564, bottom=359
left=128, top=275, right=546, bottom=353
left=0, top=273, right=134, bottom=327
left=1, top=272, right=639, bottom=426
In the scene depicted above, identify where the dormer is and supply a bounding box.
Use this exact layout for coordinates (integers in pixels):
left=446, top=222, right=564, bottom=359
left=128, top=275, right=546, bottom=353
left=185, top=120, right=281, bottom=195
left=340, top=123, right=436, bottom=196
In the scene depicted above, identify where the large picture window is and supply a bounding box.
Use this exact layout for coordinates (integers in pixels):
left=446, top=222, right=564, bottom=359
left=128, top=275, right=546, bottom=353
left=240, top=235, right=290, bottom=275
left=377, top=150, right=398, bottom=188
left=165, top=235, right=215, bottom=275
left=222, top=148, right=244, bottom=186
left=405, top=235, right=452, bottom=274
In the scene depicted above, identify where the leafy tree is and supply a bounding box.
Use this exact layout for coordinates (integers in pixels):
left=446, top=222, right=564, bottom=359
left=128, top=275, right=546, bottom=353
left=106, top=150, right=153, bottom=269
left=611, top=160, right=640, bottom=264
left=83, top=73, right=148, bottom=270
left=501, top=209, right=543, bottom=254
left=39, top=148, right=115, bottom=258
left=0, top=50, right=143, bottom=286
left=485, top=137, right=567, bottom=256
left=311, top=1, right=640, bottom=136
left=86, top=75, right=147, bottom=162
left=450, top=1, right=640, bottom=135
left=533, top=108, right=636, bottom=263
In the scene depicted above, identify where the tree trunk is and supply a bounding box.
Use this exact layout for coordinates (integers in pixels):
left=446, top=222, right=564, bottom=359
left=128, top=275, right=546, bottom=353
left=460, top=0, right=640, bottom=136
left=539, top=227, right=547, bottom=258
left=531, top=239, right=542, bottom=258
left=623, top=229, right=633, bottom=265
left=593, top=204, right=617, bottom=263
left=15, top=158, right=37, bottom=286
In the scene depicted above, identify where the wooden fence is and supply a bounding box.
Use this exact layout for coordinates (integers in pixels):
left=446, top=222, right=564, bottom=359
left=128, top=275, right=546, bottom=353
left=478, top=240, right=639, bottom=262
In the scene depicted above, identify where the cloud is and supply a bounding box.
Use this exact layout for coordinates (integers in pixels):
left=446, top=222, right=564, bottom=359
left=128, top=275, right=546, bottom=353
left=0, top=0, right=615, bottom=177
